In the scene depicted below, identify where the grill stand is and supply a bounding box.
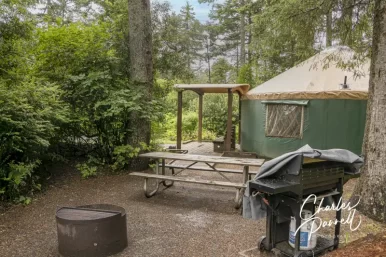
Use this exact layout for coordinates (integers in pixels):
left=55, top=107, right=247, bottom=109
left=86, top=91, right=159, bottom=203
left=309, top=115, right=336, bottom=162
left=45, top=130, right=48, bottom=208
left=257, top=178, right=344, bottom=257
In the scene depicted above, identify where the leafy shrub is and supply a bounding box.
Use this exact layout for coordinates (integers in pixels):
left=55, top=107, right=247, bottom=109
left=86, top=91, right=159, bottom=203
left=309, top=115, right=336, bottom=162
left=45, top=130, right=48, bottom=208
left=202, top=94, right=239, bottom=136
left=1, top=161, right=41, bottom=204
left=182, top=112, right=199, bottom=139
left=162, top=111, right=199, bottom=141
left=202, top=130, right=217, bottom=140
left=111, top=143, right=152, bottom=171
left=34, top=23, right=163, bottom=172
left=76, top=163, right=98, bottom=179
left=0, top=79, right=68, bottom=202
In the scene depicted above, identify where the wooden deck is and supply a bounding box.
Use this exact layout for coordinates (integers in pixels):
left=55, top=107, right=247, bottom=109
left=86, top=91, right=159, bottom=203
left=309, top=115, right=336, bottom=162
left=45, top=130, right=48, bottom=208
left=161, top=141, right=240, bottom=156
left=160, top=141, right=260, bottom=173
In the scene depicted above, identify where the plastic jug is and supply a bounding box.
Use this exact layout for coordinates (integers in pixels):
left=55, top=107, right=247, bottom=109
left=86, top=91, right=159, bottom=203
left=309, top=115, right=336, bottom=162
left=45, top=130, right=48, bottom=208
left=289, top=209, right=317, bottom=250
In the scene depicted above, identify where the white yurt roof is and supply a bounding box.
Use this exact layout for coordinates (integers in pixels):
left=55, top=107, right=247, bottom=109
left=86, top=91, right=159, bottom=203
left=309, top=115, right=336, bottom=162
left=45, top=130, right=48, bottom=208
left=245, top=46, right=370, bottom=100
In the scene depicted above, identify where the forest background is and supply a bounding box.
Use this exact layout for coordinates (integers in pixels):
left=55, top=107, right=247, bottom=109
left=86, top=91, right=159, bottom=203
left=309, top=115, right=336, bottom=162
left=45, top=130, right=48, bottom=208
left=0, top=0, right=373, bottom=203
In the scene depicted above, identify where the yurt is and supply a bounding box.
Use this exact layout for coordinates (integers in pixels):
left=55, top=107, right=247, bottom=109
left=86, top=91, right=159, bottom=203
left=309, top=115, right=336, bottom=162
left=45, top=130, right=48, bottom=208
left=241, top=46, right=370, bottom=158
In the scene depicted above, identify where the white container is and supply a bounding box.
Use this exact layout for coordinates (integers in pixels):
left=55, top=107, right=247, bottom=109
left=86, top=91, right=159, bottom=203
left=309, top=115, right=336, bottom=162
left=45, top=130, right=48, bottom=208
left=288, top=209, right=317, bottom=250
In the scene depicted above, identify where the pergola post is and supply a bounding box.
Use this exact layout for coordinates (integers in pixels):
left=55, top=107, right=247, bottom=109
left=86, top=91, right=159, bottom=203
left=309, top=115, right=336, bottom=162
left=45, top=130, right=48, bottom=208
left=177, top=91, right=183, bottom=149
left=198, top=94, right=203, bottom=142
left=225, top=88, right=233, bottom=152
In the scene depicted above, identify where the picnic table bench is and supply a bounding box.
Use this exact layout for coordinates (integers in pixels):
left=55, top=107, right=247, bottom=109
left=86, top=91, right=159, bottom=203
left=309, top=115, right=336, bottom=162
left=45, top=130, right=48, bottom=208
left=129, top=152, right=265, bottom=209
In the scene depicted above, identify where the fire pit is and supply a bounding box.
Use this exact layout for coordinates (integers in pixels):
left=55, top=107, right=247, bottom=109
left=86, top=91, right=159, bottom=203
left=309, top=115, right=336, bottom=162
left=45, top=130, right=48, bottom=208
left=56, top=204, right=128, bottom=257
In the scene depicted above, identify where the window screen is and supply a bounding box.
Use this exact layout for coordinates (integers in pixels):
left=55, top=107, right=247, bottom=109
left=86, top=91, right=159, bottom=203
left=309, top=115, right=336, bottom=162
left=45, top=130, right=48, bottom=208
left=265, top=104, right=303, bottom=138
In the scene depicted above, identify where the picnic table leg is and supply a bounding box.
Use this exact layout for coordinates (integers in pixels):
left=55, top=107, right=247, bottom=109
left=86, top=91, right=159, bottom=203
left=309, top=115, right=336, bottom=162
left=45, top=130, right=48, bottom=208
left=234, top=166, right=249, bottom=209
left=234, top=189, right=243, bottom=209
left=162, top=159, right=175, bottom=188
left=243, top=166, right=249, bottom=184
left=144, top=159, right=160, bottom=198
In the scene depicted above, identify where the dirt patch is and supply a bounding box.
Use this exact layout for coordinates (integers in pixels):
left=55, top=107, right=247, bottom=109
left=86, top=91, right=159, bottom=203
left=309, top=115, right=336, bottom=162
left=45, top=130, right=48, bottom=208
left=324, top=232, right=386, bottom=257
left=313, top=179, right=386, bottom=247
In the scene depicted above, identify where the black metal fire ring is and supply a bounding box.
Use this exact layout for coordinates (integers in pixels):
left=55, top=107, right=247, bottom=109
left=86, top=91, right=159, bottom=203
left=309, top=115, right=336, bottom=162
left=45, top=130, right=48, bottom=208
left=56, top=204, right=128, bottom=257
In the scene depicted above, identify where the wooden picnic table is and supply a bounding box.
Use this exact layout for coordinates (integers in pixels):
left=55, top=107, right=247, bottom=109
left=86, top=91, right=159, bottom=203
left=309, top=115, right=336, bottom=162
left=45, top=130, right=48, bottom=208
left=130, top=152, right=265, bottom=209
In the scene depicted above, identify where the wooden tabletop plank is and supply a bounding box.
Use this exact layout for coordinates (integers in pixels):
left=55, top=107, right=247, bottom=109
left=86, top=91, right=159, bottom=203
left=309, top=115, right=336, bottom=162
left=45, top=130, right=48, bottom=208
left=139, top=152, right=265, bottom=167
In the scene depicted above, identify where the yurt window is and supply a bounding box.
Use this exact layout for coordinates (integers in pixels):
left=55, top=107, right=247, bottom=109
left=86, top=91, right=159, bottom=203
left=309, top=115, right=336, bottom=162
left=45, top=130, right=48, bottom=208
left=265, top=104, right=304, bottom=138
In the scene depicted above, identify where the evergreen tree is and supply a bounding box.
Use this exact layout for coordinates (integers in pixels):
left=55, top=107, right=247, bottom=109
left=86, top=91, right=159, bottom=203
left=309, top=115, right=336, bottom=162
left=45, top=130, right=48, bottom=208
left=179, top=2, right=205, bottom=80
left=351, top=0, right=386, bottom=223
left=211, top=58, right=232, bottom=83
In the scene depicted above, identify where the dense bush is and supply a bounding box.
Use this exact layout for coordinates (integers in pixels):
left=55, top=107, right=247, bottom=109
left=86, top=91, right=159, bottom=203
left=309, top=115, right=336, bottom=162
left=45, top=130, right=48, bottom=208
left=0, top=0, right=240, bottom=203
left=0, top=79, right=68, bottom=202
left=0, top=16, right=162, bottom=201
left=201, top=94, right=239, bottom=136
left=34, top=22, right=163, bottom=172
left=156, top=94, right=238, bottom=143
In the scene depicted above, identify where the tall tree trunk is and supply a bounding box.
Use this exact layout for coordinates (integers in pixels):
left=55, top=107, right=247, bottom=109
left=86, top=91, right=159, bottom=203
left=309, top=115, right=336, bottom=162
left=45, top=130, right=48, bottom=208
left=186, top=17, right=191, bottom=80
left=247, top=12, right=253, bottom=64
left=236, top=43, right=239, bottom=77
left=207, top=45, right=211, bottom=83
left=128, top=0, right=153, bottom=169
left=351, top=0, right=386, bottom=223
left=326, top=9, right=332, bottom=47
left=341, top=0, right=354, bottom=46
left=240, top=0, right=246, bottom=66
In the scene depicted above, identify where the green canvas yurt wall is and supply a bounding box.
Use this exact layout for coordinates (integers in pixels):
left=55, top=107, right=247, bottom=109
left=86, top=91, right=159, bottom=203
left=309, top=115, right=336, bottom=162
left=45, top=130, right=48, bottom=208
left=240, top=47, right=369, bottom=158
left=241, top=99, right=367, bottom=158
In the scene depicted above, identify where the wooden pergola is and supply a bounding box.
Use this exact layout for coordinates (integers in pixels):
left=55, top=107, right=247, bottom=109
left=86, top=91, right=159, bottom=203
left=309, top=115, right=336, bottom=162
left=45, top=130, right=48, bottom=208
left=174, top=84, right=250, bottom=152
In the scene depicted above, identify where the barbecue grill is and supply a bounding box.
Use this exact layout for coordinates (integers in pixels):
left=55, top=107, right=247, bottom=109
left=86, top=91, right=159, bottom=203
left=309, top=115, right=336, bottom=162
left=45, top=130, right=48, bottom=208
left=248, top=158, right=360, bottom=257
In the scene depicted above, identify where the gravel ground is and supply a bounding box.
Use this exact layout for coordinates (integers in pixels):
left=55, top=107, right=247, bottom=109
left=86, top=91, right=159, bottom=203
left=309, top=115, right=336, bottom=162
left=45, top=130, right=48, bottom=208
left=0, top=164, right=384, bottom=257
left=0, top=164, right=270, bottom=257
